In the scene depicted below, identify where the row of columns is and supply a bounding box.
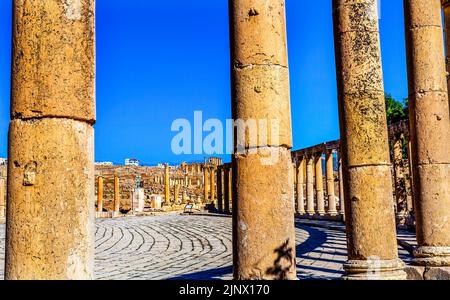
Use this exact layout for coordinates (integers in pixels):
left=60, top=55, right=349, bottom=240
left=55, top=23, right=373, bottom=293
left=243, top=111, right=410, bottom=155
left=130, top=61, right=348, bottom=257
left=96, top=175, right=121, bottom=215
left=215, top=164, right=233, bottom=214
left=295, top=150, right=341, bottom=217
left=2, top=0, right=449, bottom=280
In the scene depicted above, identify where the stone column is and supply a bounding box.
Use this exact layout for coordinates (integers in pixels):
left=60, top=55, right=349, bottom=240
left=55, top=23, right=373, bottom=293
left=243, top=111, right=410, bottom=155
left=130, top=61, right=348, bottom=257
left=443, top=0, right=450, bottom=114
left=217, top=167, right=223, bottom=212
left=114, top=175, right=120, bottom=214
left=164, top=163, right=170, bottom=205
left=203, top=166, right=209, bottom=202
left=230, top=0, right=296, bottom=280
left=296, top=156, right=305, bottom=215
left=315, top=154, right=325, bottom=216
left=97, top=177, right=103, bottom=213
left=404, top=0, right=450, bottom=266
left=5, top=0, right=95, bottom=280
left=406, top=139, right=415, bottom=213
left=326, top=150, right=338, bottom=216
left=306, top=156, right=315, bottom=215
left=333, top=0, right=405, bottom=279
left=338, top=156, right=345, bottom=216
left=393, top=134, right=407, bottom=221
left=224, top=167, right=231, bottom=213
left=174, top=184, right=180, bottom=205
left=210, top=166, right=216, bottom=203
left=0, top=177, right=5, bottom=220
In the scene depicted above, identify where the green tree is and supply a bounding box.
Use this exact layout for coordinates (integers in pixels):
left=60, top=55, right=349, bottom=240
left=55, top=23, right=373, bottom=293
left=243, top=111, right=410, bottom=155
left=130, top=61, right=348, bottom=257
left=385, top=93, right=408, bottom=125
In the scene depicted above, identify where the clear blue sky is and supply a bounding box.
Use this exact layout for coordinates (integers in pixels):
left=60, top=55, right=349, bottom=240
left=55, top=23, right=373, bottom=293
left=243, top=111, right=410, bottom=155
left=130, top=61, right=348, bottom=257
left=0, top=0, right=408, bottom=166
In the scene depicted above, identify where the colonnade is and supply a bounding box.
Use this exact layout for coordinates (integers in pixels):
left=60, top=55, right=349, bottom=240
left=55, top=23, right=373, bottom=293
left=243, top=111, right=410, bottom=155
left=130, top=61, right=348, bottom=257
left=2, top=0, right=449, bottom=280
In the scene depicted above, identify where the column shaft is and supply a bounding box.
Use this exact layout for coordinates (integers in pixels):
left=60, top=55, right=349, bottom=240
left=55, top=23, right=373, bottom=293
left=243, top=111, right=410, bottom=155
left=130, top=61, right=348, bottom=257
left=217, top=168, right=223, bottom=212
left=114, top=176, right=120, bottom=213
left=296, top=157, right=305, bottom=214
left=210, top=167, right=216, bottom=203
left=230, top=0, right=296, bottom=280
left=164, top=164, right=170, bottom=205
left=404, top=0, right=450, bottom=266
left=97, top=177, right=103, bottom=213
left=306, top=156, right=315, bottom=215
left=393, top=135, right=407, bottom=220
left=6, top=0, right=95, bottom=279
left=333, top=0, right=405, bottom=279
left=315, top=154, right=325, bottom=215
left=326, top=151, right=337, bottom=216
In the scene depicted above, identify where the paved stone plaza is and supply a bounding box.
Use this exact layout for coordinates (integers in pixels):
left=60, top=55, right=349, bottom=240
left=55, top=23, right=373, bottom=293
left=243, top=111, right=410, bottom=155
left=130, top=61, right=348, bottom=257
left=0, top=214, right=415, bottom=280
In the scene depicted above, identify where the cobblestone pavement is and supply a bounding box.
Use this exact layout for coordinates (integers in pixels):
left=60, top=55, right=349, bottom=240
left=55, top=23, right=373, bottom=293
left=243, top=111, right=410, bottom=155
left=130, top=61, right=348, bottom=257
left=0, top=214, right=416, bottom=280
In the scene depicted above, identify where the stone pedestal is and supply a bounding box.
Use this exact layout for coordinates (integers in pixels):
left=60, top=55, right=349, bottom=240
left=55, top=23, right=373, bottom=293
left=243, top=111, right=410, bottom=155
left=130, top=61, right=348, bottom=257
left=132, top=188, right=145, bottom=212
left=333, top=0, right=405, bottom=279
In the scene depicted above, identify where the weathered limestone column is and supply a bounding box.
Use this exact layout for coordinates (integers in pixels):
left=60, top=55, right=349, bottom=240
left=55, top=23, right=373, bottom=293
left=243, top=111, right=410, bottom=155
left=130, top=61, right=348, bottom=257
left=393, top=134, right=407, bottom=220
left=203, top=166, right=209, bottom=202
left=326, top=150, right=338, bottom=216
left=296, top=156, right=305, bottom=214
left=338, top=156, right=345, bottom=216
left=97, top=177, right=103, bottom=213
left=315, top=154, right=325, bottom=216
left=443, top=0, right=450, bottom=114
left=174, top=184, right=180, bottom=205
left=306, top=156, right=315, bottom=215
left=210, top=166, right=216, bottom=203
left=114, top=175, right=120, bottom=214
left=164, top=163, right=170, bottom=205
left=0, top=177, right=5, bottom=220
left=230, top=0, right=296, bottom=279
left=228, top=167, right=233, bottom=211
left=224, top=167, right=231, bottom=213
left=217, top=167, right=224, bottom=212
left=404, top=0, right=450, bottom=266
left=333, top=0, right=405, bottom=279
left=5, top=0, right=95, bottom=280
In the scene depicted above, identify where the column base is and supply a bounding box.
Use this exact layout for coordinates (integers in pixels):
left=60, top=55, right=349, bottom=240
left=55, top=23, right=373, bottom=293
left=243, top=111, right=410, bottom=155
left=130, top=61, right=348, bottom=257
left=327, top=210, right=338, bottom=217
left=342, top=259, right=406, bottom=280
left=413, top=246, right=450, bottom=267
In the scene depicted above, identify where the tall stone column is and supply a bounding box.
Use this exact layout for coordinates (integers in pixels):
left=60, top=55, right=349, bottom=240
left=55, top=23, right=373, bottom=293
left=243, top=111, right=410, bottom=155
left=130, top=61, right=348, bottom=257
left=0, top=177, right=5, bottom=220
left=224, top=167, right=231, bottom=213
left=217, top=167, right=223, bottom=212
left=210, top=166, right=216, bottom=203
left=326, top=150, right=338, bottom=216
left=393, top=134, right=407, bottom=220
left=174, top=184, right=180, bottom=205
left=338, top=156, right=345, bottom=216
left=306, top=156, right=315, bottom=215
left=443, top=0, right=450, bottom=114
left=296, top=157, right=305, bottom=214
left=203, top=166, right=209, bottom=203
left=333, top=0, right=405, bottom=279
left=315, top=154, right=325, bottom=216
left=97, top=177, right=103, bottom=213
left=228, top=167, right=233, bottom=211
left=5, top=0, right=95, bottom=280
left=164, top=163, right=170, bottom=205
left=230, top=0, right=296, bottom=280
left=404, top=0, right=450, bottom=266
left=114, top=175, right=120, bottom=214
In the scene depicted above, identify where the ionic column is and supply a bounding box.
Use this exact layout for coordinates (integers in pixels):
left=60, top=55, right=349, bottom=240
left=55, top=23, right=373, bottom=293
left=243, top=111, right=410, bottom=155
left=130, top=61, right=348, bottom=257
left=338, top=156, right=345, bottom=216
left=164, top=163, right=170, bottom=205
left=393, top=134, right=407, bottom=221
left=97, top=177, right=103, bottom=213
left=296, top=156, right=305, bottom=214
left=217, top=168, right=223, bottom=212
left=230, top=0, right=296, bottom=279
left=224, top=167, right=231, bottom=214
left=210, top=166, right=216, bottom=203
left=315, top=154, right=325, bottom=216
left=326, top=150, right=337, bottom=216
left=333, top=0, right=405, bottom=279
left=114, top=175, right=120, bottom=214
left=203, top=166, right=209, bottom=202
left=404, top=0, right=450, bottom=266
left=443, top=0, right=450, bottom=114
left=0, top=177, right=5, bottom=220
left=306, top=156, right=315, bottom=215
left=5, top=0, right=95, bottom=280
